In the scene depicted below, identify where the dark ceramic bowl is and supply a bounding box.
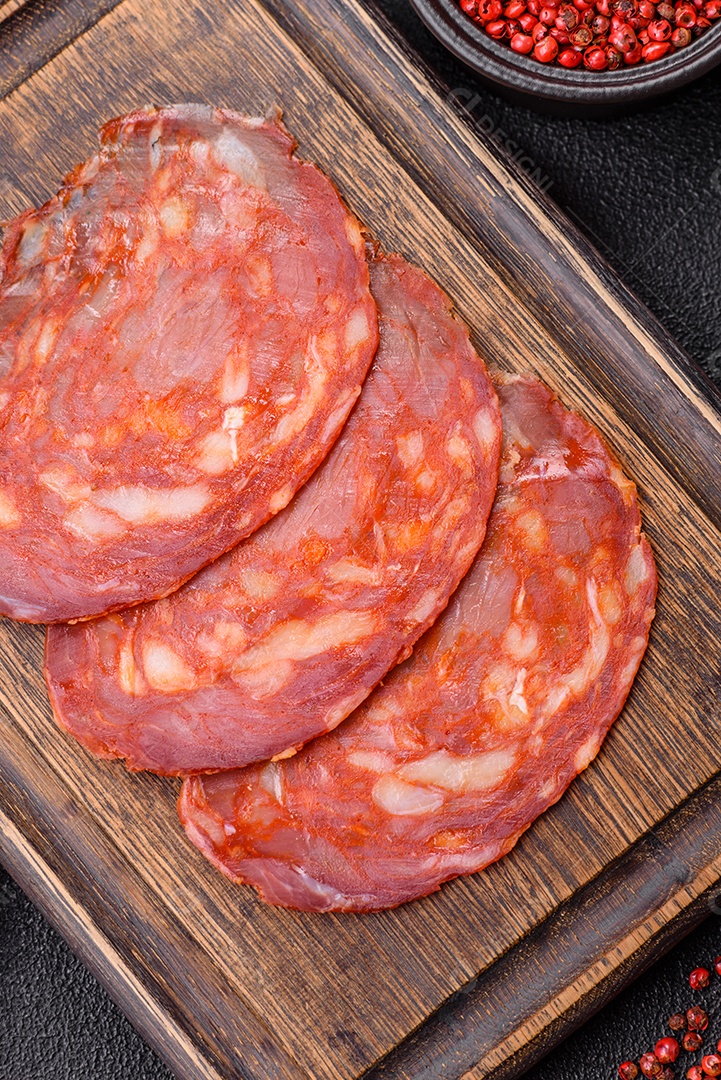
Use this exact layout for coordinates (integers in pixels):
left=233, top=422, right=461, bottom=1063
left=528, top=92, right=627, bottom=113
left=409, top=0, right=721, bottom=114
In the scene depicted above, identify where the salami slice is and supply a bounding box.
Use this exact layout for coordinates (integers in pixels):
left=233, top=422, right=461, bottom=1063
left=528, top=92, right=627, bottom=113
left=45, top=254, right=502, bottom=774
left=0, top=104, right=377, bottom=621
left=178, top=374, right=657, bottom=912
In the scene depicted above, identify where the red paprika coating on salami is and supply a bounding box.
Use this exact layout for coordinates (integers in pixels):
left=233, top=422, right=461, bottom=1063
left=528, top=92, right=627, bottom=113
left=178, top=374, right=657, bottom=912
left=0, top=104, right=377, bottom=621
left=45, top=254, right=502, bottom=774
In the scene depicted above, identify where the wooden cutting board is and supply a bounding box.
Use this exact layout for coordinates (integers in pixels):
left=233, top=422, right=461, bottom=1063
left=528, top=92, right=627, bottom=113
left=1, top=2, right=720, bottom=1078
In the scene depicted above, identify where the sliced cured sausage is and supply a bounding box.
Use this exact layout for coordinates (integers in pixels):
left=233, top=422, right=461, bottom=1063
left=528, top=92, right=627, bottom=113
left=0, top=104, right=377, bottom=621
left=45, top=254, right=502, bottom=774
left=178, top=374, right=657, bottom=912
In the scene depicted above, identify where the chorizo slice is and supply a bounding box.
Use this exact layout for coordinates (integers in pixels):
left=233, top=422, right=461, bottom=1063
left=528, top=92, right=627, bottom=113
left=45, top=254, right=502, bottom=774
left=178, top=374, right=657, bottom=912
left=0, top=104, right=377, bottom=621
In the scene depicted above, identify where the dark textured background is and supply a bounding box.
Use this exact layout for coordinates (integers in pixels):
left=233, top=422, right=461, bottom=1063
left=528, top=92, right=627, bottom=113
left=1, top=1, right=721, bottom=1077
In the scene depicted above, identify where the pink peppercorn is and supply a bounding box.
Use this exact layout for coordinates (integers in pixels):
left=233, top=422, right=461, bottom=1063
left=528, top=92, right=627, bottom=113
left=558, top=42, right=584, bottom=59
left=687, top=1006, right=709, bottom=1032
left=655, top=1039, right=680, bottom=1065
left=676, top=3, right=697, bottom=24
left=557, top=3, right=581, bottom=25
left=648, top=17, right=673, bottom=37
left=610, top=21, right=639, bottom=48
left=511, top=29, right=536, bottom=47
left=571, top=21, right=594, bottom=39
left=584, top=41, right=609, bottom=63
left=642, top=37, right=673, bottom=54
left=456, top=0, right=717, bottom=65
left=477, top=0, right=504, bottom=19
left=640, top=1053, right=663, bottom=1078
left=534, top=33, right=560, bottom=55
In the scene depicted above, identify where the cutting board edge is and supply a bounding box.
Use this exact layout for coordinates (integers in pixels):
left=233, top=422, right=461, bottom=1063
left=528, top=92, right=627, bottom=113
left=0, top=805, right=230, bottom=1080
left=0, top=0, right=124, bottom=100
left=361, top=770, right=721, bottom=1080
left=264, top=0, right=721, bottom=537
left=2, top=765, right=720, bottom=1080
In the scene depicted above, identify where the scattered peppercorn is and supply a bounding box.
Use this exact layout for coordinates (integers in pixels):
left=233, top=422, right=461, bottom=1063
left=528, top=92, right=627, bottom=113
left=685, top=1032, right=705, bottom=1053
left=670, top=1014, right=688, bottom=1032
left=641, top=1054, right=664, bottom=1079
left=687, top=1007, right=710, bottom=1032
left=713, top=957, right=721, bottom=978
left=456, top=0, right=720, bottom=67
left=659, top=1070, right=675, bottom=1080
left=689, top=1069, right=706, bottom=1080
left=656, top=1038, right=681, bottom=1064
left=690, top=968, right=712, bottom=990
left=620, top=1063, right=641, bottom=1080
left=701, top=1056, right=721, bottom=1078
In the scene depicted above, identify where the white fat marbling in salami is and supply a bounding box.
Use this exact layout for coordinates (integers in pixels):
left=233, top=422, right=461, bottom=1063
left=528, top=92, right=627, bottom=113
left=45, top=254, right=502, bottom=773
left=177, top=374, right=657, bottom=912
left=0, top=104, right=377, bottom=621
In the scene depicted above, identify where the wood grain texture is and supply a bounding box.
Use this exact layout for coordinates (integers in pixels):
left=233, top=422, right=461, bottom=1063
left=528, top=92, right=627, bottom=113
left=0, top=2, right=28, bottom=30
left=0, top=0, right=122, bottom=98
left=0, top=1, right=719, bottom=1078
left=366, top=775, right=721, bottom=1080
